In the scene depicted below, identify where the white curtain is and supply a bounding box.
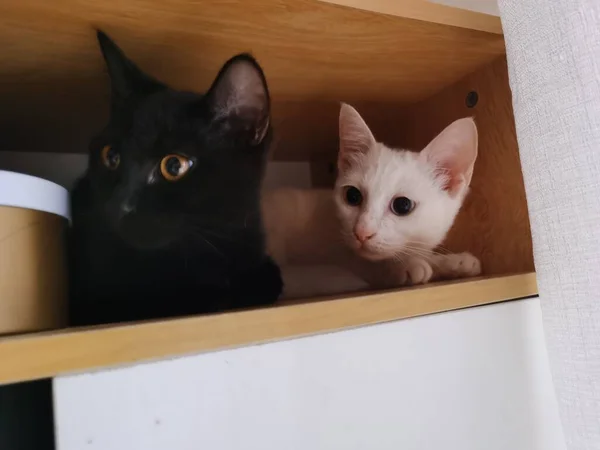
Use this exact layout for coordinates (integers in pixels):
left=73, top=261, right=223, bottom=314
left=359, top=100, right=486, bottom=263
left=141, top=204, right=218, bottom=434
left=498, top=1, right=600, bottom=448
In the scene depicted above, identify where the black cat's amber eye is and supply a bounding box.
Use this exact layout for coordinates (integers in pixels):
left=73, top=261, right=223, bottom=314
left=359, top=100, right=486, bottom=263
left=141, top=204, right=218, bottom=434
left=160, top=154, right=193, bottom=181
left=391, top=196, right=415, bottom=216
left=344, top=186, right=363, bottom=207
left=101, top=145, right=120, bottom=170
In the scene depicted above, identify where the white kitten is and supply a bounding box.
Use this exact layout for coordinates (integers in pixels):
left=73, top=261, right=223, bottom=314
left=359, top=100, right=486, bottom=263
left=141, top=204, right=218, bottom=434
left=334, top=103, right=480, bottom=284
left=263, top=104, right=481, bottom=298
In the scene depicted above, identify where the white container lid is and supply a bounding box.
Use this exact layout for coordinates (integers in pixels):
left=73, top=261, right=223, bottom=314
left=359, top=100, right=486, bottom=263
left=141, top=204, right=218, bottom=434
left=0, top=170, right=70, bottom=220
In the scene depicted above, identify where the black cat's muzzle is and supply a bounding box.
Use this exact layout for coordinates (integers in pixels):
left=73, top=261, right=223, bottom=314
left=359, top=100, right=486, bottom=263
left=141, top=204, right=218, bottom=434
left=104, top=200, right=179, bottom=250
left=119, top=213, right=178, bottom=249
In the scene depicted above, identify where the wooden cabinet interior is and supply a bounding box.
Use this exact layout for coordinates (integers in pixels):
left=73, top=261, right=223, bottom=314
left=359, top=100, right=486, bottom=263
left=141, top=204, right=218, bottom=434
left=312, top=57, right=534, bottom=276
left=0, top=0, right=535, bottom=382
left=0, top=0, right=503, bottom=158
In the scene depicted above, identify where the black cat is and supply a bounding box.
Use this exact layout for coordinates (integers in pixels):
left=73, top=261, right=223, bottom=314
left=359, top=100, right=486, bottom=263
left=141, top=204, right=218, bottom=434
left=68, top=31, right=283, bottom=326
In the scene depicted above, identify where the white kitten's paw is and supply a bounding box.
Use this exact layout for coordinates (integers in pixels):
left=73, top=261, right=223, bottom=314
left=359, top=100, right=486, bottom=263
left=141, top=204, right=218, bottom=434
left=442, top=252, right=482, bottom=278
left=401, top=258, right=434, bottom=285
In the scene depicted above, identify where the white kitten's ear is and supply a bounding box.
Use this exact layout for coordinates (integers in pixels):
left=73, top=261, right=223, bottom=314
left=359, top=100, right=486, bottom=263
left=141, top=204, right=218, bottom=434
left=338, top=103, right=376, bottom=172
left=420, top=117, right=478, bottom=197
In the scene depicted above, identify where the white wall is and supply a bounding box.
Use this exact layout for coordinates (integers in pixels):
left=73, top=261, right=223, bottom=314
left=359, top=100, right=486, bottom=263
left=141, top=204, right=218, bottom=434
left=53, top=298, right=565, bottom=450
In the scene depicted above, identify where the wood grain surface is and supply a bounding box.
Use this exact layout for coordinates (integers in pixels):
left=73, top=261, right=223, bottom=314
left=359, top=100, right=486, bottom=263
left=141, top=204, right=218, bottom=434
left=400, top=57, right=534, bottom=275
left=0, top=0, right=504, bottom=158
left=0, top=273, right=537, bottom=385
left=318, top=0, right=503, bottom=34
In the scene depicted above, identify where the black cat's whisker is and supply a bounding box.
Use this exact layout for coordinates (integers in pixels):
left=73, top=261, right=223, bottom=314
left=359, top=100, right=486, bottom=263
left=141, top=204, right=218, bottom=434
left=200, top=230, right=253, bottom=248
left=190, top=232, right=228, bottom=260
left=187, top=220, right=248, bottom=232
left=188, top=225, right=241, bottom=240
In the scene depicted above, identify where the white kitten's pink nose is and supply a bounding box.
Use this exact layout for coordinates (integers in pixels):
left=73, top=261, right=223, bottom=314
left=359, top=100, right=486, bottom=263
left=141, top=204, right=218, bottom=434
left=354, top=226, right=376, bottom=244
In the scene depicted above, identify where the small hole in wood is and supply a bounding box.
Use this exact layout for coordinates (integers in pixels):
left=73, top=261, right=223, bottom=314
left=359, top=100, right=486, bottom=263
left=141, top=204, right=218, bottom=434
left=465, top=91, right=479, bottom=108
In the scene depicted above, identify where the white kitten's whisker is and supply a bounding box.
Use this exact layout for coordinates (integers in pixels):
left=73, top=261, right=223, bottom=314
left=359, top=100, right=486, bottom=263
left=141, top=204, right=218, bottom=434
left=399, top=246, right=451, bottom=266
left=393, top=248, right=418, bottom=261
left=405, top=240, right=453, bottom=256
left=401, top=245, right=434, bottom=256
left=405, top=248, right=444, bottom=259
left=404, top=239, right=438, bottom=249
left=393, top=254, right=408, bottom=264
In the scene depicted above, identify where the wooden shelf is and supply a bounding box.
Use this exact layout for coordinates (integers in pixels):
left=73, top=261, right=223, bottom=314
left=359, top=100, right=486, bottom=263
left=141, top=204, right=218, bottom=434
left=318, top=0, right=503, bottom=34
left=0, top=273, right=536, bottom=385
left=0, top=0, right=505, bottom=159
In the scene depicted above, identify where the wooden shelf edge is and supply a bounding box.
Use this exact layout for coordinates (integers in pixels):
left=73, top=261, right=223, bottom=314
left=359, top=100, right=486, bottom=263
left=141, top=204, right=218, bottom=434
left=0, top=272, right=536, bottom=385
left=318, top=0, right=503, bottom=34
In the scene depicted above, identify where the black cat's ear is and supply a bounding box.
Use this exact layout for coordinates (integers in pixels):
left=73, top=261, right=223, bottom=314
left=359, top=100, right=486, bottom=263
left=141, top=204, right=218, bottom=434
left=97, top=30, right=166, bottom=109
left=205, top=54, right=270, bottom=146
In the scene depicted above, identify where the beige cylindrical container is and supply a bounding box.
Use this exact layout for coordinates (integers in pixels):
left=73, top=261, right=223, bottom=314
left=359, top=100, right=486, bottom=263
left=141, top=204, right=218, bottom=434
left=0, top=170, right=70, bottom=335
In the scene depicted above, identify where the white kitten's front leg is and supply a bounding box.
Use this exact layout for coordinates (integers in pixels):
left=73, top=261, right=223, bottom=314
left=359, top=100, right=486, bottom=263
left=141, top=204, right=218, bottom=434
left=429, top=252, right=482, bottom=280
left=345, top=256, right=431, bottom=289
left=397, top=257, right=434, bottom=285
left=349, top=253, right=478, bottom=290
left=385, top=253, right=481, bottom=287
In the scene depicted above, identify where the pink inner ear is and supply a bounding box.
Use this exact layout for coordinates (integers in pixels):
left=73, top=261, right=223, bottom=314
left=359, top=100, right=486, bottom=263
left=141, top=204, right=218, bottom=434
left=338, top=103, right=376, bottom=172
left=421, top=117, right=478, bottom=196
left=432, top=166, right=460, bottom=193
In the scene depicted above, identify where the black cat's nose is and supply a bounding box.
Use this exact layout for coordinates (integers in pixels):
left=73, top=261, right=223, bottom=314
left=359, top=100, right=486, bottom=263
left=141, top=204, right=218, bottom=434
left=106, top=196, right=137, bottom=222
left=114, top=188, right=139, bottom=218
left=121, top=201, right=136, bottom=215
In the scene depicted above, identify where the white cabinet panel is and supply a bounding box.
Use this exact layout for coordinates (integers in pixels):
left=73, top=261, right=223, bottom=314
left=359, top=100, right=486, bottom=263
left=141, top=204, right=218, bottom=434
left=54, top=298, right=564, bottom=450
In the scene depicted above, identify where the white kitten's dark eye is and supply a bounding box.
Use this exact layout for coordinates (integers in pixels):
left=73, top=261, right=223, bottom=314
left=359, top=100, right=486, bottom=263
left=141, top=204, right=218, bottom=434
left=344, top=186, right=363, bottom=206
left=391, top=197, right=414, bottom=216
